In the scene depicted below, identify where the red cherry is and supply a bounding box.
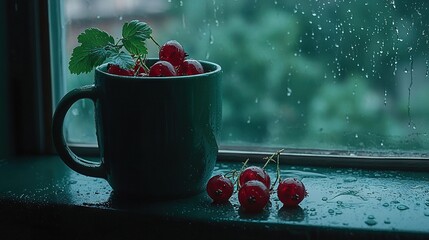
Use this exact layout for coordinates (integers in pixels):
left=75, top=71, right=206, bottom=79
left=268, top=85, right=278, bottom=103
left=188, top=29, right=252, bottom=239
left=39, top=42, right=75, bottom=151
left=149, top=61, right=177, bottom=77
left=277, top=178, right=307, bottom=207
left=178, top=59, right=204, bottom=76
left=107, top=64, right=134, bottom=76
left=159, top=40, right=186, bottom=67
left=238, top=180, right=270, bottom=212
left=239, top=166, right=271, bottom=190
left=206, top=174, right=234, bottom=203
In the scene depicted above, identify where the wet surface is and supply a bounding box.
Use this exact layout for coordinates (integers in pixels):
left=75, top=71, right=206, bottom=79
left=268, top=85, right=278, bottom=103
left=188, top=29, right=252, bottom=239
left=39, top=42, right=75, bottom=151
left=0, top=156, right=428, bottom=238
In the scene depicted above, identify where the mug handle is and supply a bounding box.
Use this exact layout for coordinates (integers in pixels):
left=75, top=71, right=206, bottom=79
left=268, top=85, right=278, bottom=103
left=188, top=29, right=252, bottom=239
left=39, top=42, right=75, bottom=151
left=52, top=84, right=106, bottom=179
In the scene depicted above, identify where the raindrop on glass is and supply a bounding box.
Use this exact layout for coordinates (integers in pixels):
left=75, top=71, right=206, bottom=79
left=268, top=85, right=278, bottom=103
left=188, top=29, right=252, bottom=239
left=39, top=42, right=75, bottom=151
left=384, top=90, right=387, bottom=106
left=425, top=59, right=429, bottom=77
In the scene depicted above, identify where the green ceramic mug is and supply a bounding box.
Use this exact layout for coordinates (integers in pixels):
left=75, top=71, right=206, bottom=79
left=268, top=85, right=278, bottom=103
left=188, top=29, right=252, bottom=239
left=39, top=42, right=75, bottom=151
left=52, top=59, right=222, bottom=199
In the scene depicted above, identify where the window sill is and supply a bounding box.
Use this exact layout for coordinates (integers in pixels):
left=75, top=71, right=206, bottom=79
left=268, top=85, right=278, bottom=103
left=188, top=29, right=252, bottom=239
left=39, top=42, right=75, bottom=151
left=0, top=155, right=428, bottom=239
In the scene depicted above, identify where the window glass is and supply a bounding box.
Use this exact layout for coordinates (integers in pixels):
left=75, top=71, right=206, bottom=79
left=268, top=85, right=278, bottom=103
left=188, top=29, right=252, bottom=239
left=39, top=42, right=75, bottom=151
left=60, top=0, right=429, bottom=156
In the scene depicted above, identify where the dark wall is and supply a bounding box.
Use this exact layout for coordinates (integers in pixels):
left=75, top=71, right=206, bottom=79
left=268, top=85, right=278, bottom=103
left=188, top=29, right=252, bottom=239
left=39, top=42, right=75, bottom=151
left=0, top=0, right=11, bottom=158
left=4, top=0, right=53, bottom=156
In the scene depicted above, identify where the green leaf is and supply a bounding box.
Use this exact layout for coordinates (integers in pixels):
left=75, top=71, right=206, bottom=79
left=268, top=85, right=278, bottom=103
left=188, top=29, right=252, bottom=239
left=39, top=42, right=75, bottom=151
left=77, top=28, right=115, bottom=48
left=69, top=46, right=113, bottom=74
left=104, top=51, right=135, bottom=70
left=122, top=20, right=152, bottom=55
left=69, top=28, right=115, bottom=74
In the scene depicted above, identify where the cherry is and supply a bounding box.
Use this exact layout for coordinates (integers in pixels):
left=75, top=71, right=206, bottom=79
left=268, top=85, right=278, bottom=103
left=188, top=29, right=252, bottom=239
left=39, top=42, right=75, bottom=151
left=149, top=61, right=177, bottom=77
left=178, top=59, right=204, bottom=76
left=107, top=64, right=134, bottom=76
left=239, top=166, right=271, bottom=190
left=206, top=174, right=234, bottom=203
left=238, top=180, right=270, bottom=212
left=159, top=40, right=186, bottom=67
left=277, top=178, right=307, bottom=207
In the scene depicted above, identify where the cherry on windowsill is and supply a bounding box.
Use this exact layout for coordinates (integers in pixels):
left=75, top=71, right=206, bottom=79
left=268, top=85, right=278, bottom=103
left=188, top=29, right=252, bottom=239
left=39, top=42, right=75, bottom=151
left=238, top=180, right=270, bottom=213
left=206, top=174, right=234, bottom=203
left=277, top=177, right=307, bottom=207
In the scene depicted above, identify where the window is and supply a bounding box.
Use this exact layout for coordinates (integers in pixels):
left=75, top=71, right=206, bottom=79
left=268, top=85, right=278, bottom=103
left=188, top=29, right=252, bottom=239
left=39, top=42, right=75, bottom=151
left=54, top=0, right=429, bottom=159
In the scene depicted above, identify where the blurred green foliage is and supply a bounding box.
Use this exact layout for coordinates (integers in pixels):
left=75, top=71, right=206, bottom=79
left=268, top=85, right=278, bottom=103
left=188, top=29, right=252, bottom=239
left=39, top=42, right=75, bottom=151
left=64, top=0, right=429, bottom=154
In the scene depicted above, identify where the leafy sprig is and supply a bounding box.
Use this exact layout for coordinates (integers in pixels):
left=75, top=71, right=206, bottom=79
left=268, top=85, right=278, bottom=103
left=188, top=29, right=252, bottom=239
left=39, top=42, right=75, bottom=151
left=69, top=20, right=156, bottom=75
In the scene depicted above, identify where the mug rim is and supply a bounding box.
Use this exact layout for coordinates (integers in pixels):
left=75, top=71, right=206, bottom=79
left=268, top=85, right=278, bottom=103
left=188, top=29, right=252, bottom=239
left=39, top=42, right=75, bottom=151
left=95, top=58, right=221, bottom=81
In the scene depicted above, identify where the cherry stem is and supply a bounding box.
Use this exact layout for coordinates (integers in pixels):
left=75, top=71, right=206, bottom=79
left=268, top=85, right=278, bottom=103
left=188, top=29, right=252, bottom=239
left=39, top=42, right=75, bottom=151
left=114, top=38, right=123, bottom=47
left=223, top=169, right=238, bottom=183
left=235, top=158, right=249, bottom=191
left=150, top=36, right=161, bottom=48
left=270, top=149, right=283, bottom=191
left=134, top=55, right=150, bottom=75
left=262, top=148, right=284, bottom=169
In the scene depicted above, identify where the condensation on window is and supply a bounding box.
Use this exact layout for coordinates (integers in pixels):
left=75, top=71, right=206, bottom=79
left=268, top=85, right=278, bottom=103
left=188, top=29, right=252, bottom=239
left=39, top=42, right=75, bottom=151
left=62, top=0, right=429, bottom=156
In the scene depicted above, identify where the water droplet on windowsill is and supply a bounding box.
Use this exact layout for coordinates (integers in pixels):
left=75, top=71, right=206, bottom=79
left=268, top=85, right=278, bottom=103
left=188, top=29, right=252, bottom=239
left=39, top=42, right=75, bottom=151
left=397, top=204, right=409, bottom=211
left=343, top=177, right=357, bottom=183
left=365, top=219, right=377, bottom=226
